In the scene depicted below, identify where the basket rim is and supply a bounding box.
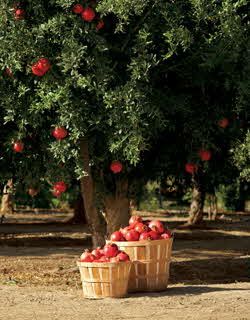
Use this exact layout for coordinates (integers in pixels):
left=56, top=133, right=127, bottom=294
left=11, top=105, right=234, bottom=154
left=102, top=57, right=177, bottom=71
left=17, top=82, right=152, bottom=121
left=106, top=237, right=173, bottom=247
left=77, top=261, right=132, bottom=267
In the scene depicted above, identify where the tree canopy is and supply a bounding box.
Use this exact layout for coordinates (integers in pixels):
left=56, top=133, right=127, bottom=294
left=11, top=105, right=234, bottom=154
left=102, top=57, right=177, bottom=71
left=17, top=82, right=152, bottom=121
left=0, top=0, right=249, bottom=234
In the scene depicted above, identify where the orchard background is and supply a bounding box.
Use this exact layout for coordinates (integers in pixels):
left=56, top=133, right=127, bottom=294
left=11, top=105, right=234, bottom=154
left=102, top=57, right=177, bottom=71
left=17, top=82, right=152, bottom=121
left=0, top=0, right=250, bottom=319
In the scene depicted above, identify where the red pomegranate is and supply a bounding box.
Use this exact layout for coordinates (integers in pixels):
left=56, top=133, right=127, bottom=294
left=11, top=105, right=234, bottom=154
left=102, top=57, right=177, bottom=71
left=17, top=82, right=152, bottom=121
left=32, top=58, right=51, bottom=76
left=139, top=232, right=152, bottom=241
left=103, top=244, right=119, bottom=258
left=148, top=230, right=160, bottom=240
left=80, top=251, right=95, bottom=262
left=120, top=226, right=132, bottom=237
left=13, top=141, right=24, bottom=153
left=72, top=4, right=84, bottom=14
left=198, top=149, right=212, bottom=161
left=110, top=231, right=124, bottom=242
left=81, top=7, right=95, bottom=22
left=14, top=8, right=25, bottom=20
left=125, top=230, right=140, bottom=241
left=37, top=58, right=51, bottom=73
left=134, top=222, right=149, bottom=234
left=32, top=64, right=44, bottom=76
left=129, top=215, right=142, bottom=226
left=185, top=163, right=198, bottom=174
left=116, top=251, right=130, bottom=262
left=218, top=118, right=229, bottom=128
left=110, top=160, right=123, bottom=174
left=53, top=181, right=67, bottom=193
left=98, top=256, right=110, bottom=262
left=91, top=248, right=103, bottom=259
left=52, top=127, right=68, bottom=140
left=148, top=220, right=164, bottom=234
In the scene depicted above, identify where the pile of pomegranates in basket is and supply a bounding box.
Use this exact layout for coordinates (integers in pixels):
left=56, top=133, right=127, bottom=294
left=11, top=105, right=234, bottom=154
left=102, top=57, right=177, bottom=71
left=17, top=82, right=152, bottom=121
left=80, top=244, right=130, bottom=263
left=110, top=216, right=172, bottom=242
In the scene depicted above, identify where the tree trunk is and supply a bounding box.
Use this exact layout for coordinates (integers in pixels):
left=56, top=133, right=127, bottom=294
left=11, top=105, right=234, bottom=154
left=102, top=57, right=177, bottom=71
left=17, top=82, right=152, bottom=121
left=1, top=179, right=14, bottom=215
left=188, top=173, right=206, bottom=225
left=104, top=179, right=130, bottom=235
left=79, top=139, right=106, bottom=247
left=236, top=182, right=246, bottom=212
left=67, top=193, right=87, bottom=224
left=208, top=190, right=218, bottom=221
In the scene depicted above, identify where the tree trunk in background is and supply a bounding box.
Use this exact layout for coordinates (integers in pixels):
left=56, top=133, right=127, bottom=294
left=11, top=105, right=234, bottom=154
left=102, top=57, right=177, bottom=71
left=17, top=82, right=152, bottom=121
left=104, top=179, right=130, bottom=236
left=1, top=179, right=14, bottom=215
left=67, top=193, right=87, bottom=224
left=208, top=189, right=218, bottom=220
left=188, top=173, right=206, bottom=225
left=236, top=182, right=246, bottom=212
left=80, top=139, right=106, bottom=247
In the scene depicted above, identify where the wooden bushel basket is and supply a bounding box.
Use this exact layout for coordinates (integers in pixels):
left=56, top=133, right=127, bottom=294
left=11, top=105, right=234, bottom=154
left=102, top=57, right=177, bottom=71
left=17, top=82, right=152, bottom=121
left=77, top=261, right=132, bottom=299
left=110, top=238, right=173, bottom=292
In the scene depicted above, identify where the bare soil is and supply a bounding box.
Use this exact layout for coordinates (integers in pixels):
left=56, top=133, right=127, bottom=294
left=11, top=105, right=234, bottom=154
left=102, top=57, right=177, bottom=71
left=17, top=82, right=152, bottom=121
left=0, top=211, right=250, bottom=319
left=1, top=282, right=250, bottom=320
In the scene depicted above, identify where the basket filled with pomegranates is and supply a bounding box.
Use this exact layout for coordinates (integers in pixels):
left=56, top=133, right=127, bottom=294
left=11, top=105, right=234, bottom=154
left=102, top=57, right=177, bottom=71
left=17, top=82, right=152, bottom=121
left=107, top=216, right=173, bottom=292
left=77, top=244, right=132, bottom=299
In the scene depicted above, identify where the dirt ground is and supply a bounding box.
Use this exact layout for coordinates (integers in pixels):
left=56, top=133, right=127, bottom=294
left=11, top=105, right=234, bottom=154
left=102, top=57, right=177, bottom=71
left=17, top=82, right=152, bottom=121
left=0, top=211, right=250, bottom=319
left=0, top=282, right=250, bottom=320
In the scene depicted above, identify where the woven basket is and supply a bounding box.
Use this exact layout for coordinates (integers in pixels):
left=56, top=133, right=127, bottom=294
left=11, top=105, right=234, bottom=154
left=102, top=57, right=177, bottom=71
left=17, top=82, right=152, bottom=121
left=109, top=238, right=173, bottom=292
left=77, top=261, right=132, bottom=299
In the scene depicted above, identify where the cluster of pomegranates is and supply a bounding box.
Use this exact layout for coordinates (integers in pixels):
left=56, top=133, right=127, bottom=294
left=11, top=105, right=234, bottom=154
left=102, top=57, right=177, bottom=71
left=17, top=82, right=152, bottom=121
left=110, top=216, right=172, bottom=242
left=27, top=182, right=67, bottom=198
left=13, top=127, right=121, bottom=197
left=185, top=117, right=230, bottom=175
left=13, top=127, right=68, bottom=152
left=12, top=1, right=104, bottom=30
left=72, top=2, right=104, bottom=31
left=80, top=243, right=130, bottom=263
left=185, top=149, right=212, bottom=175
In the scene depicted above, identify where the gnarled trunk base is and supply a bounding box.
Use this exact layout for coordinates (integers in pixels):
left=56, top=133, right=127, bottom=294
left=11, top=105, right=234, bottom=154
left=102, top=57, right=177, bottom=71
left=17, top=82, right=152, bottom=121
left=208, top=192, right=218, bottom=221
left=187, top=173, right=206, bottom=226
left=104, top=178, right=130, bottom=236
left=104, top=196, right=130, bottom=236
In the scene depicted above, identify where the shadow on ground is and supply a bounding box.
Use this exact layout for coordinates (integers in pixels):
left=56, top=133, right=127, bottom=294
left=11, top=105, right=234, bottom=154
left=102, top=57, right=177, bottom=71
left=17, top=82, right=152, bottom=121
left=130, top=284, right=250, bottom=298
left=170, top=256, right=250, bottom=285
